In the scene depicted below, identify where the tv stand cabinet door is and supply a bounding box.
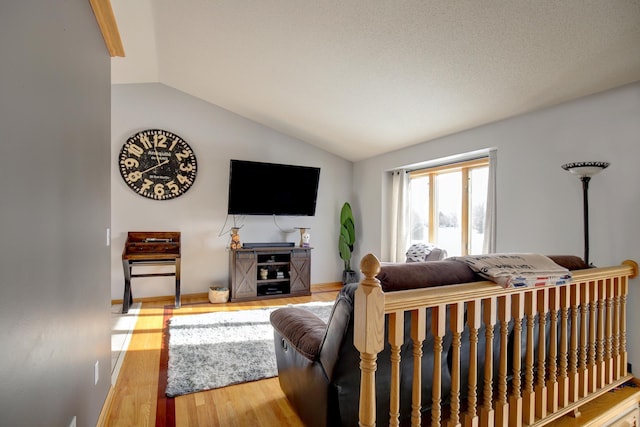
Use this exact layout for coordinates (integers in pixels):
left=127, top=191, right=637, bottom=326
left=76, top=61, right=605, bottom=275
left=231, top=251, right=257, bottom=300
left=289, top=250, right=310, bottom=295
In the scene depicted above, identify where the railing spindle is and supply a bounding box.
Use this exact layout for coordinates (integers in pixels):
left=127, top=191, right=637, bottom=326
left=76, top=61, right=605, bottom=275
left=579, top=281, right=590, bottom=397
left=450, top=302, right=465, bottom=427
left=596, top=280, right=606, bottom=388
left=604, top=278, right=613, bottom=385
left=535, top=288, right=549, bottom=419
left=558, top=285, right=570, bottom=408
left=612, top=277, right=621, bottom=380
left=480, top=297, right=496, bottom=427
left=411, top=308, right=426, bottom=426
left=495, top=296, right=510, bottom=427
left=569, top=283, right=581, bottom=402
left=509, top=294, right=524, bottom=427
left=388, top=311, right=403, bottom=427
left=430, top=306, right=445, bottom=427
left=523, top=291, right=537, bottom=425
left=464, top=300, right=481, bottom=427
left=588, top=281, right=598, bottom=393
left=620, top=275, right=628, bottom=377
left=547, top=287, right=559, bottom=413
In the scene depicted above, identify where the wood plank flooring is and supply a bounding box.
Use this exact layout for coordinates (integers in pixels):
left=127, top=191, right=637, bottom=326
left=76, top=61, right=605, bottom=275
left=100, top=285, right=340, bottom=427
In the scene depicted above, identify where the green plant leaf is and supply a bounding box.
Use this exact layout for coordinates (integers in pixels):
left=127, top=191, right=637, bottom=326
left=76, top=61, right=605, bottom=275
left=340, top=202, right=353, bottom=226
left=343, top=218, right=355, bottom=245
left=340, top=225, right=350, bottom=242
left=339, top=202, right=355, bottom=271
left=339, top=234, right=352, bottom=269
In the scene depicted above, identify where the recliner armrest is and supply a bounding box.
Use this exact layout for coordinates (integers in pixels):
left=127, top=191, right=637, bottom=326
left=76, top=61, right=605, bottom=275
left=270, top=307, right=328, bottom=361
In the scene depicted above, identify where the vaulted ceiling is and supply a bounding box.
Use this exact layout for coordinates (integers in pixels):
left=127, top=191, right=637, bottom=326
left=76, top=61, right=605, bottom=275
left=110, top=0, right=640, bottom=161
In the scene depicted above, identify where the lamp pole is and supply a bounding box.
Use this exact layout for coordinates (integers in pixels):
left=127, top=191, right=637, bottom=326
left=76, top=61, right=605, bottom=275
left=561, top=161, right=609, bottom=267
left=580, top=176, right=591, bottom=266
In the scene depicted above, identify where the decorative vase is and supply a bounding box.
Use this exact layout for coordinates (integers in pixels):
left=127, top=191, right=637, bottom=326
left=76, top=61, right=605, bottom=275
left=260, top=268, right=268, bottom=280
left=342, top=269, right=358, bottom=285
left=208, top=286, right=229, bottom=303
left=230, top=227, right=241, bottom=250
left=298, top=227, right=311, bottom=247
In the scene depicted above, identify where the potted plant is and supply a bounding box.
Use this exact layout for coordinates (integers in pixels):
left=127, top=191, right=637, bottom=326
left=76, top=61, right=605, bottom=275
left=339, top=202, right=358, bottom=284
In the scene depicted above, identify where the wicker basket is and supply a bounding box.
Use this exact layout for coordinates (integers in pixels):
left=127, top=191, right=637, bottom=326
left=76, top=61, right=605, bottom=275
left=208, top=286, right=229, bottom=303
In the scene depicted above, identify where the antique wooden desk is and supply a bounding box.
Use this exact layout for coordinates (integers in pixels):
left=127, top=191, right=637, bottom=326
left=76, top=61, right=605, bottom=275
left=121, top=231, right=181, bottom=314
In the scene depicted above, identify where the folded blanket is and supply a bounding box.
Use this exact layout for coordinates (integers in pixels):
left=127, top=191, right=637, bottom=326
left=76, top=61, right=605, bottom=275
left=449, top=253, right=572, bottom=288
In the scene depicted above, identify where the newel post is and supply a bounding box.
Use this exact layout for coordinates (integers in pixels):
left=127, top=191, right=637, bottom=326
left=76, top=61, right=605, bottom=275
left=354, top=254, right=385, bottom=427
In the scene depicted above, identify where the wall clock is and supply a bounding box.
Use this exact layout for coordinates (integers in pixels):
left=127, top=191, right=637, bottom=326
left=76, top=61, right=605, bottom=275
left=118, top=129, right=197, bottom=200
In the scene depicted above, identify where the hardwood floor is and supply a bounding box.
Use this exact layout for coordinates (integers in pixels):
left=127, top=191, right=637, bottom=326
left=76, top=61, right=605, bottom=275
left=100, top=285, right=341, bottom=427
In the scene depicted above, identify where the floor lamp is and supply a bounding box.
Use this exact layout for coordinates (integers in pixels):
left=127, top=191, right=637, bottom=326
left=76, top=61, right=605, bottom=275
left=561, top=161, right=609, bottom=265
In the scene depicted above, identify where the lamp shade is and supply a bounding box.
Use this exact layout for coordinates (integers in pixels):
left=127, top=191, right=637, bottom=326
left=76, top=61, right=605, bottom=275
left=561, top=161, right=609, bottom=178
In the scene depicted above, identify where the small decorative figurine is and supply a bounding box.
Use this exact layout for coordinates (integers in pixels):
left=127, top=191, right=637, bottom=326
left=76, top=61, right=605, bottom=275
left=302, top=231, right=311, bottom=247
left=298, top=227, right=311, bottom=247
left=230, top=227, right=242, bottom=250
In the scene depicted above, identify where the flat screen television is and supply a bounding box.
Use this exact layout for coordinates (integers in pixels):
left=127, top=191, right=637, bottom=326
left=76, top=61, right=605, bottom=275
left=227, top=159, right=321, bottom=216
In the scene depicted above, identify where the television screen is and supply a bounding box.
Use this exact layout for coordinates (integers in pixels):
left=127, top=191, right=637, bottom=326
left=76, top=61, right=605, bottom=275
left=227, top=159, right=321, bottom=216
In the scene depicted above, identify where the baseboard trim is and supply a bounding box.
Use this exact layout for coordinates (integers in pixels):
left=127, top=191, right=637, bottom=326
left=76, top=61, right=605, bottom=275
left=111, top=282, right=343, bottom=305
left=96, top=385, right=115, bottom=427
left=311, top=282, right=343, bottom=292
left=111, top=292, right=208, bottom=305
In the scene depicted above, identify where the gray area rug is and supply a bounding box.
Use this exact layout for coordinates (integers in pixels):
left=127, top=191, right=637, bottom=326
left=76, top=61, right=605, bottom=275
left=165, top=301, right=334, bottom=397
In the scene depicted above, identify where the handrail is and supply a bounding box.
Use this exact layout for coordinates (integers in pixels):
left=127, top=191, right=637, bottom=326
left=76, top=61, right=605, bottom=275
left=382, top=262, right=636, bottom=312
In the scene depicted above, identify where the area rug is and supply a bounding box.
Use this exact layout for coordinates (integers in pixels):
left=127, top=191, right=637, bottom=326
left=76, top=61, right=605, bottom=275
left=165, top=301, right=334, bottom=397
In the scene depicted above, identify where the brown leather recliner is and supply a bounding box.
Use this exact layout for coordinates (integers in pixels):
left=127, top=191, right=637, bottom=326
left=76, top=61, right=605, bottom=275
left=270, top=260, right=478, bottom=427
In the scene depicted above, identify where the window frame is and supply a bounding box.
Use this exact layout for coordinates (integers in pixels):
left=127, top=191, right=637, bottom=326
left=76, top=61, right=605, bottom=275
left=409, top=157, right=489, bottom=255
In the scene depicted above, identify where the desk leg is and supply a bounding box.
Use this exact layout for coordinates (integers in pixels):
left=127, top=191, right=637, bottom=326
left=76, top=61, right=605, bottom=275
left=122, top=259, right=132, bottom=314
left=174, top=257, right=181, bottom=309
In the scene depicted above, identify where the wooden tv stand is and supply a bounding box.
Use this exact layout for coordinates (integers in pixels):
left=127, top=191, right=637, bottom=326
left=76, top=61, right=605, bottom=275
left=229, top=246, right=311, bottom=302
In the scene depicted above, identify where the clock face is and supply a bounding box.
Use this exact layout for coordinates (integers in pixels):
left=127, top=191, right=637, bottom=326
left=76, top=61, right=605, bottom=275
left=118, top=129, right=197, bottom=200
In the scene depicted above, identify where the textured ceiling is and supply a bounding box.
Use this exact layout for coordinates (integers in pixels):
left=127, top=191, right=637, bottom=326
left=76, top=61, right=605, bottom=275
left=111, top=0, right=640, bottom=162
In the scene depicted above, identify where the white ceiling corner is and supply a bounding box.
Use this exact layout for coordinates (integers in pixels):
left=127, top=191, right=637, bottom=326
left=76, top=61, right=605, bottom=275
left=110, top=0, right=159, bottom=83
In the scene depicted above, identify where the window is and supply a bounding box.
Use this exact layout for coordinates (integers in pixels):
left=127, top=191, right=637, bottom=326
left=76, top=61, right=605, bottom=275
left=409, top=158, right=489, bottom=256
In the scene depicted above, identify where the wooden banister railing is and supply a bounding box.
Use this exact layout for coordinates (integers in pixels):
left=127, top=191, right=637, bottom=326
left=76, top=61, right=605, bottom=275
left=354, top=255, right=637, bottom=427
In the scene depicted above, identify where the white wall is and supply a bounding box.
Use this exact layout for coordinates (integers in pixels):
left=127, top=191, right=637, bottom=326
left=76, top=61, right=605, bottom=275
left=354, top=82, right=640, bottom=373
left=0, top=2, right=112, bottom=426
left=111, top=83, right=352, bottom=300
